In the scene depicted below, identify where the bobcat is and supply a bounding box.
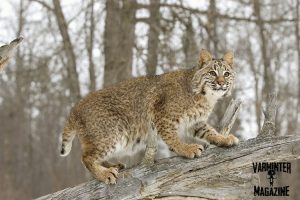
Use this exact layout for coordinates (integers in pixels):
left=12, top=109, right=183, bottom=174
left=60, top=49, right=239, bottom=184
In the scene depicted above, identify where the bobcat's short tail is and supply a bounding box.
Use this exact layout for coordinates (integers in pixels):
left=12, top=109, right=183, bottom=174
left=60, top=111, right=80, bottom=157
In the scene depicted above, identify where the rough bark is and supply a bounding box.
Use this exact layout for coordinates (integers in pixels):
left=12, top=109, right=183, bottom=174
left=0, top=37, right=23, bottom=71
left=36, top=134, right=300, bottom=200
left=52, top=0, right=81, bottom=102
left=103, top=0, right=136, bottom=87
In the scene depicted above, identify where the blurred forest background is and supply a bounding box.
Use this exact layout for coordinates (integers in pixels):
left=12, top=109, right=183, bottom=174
left=0, top=0, right=300, bottom=199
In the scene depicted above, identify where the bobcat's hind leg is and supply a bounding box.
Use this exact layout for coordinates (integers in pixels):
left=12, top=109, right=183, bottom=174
left=82, top=151, right=119, bottom=184
left=80, top=136, right=120, bottom=184
left=102, top=160, right=126, bottom=170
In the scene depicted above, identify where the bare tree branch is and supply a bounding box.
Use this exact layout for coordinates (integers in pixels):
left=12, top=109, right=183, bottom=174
left=0, top=37, right=23, bottom=71
left=136, top=3, right=297, bottom=24
left=30, top=0, right=54, bottom=11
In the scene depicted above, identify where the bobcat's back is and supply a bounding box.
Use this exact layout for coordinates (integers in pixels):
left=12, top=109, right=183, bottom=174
left=60, top=69, right=194, bottom=157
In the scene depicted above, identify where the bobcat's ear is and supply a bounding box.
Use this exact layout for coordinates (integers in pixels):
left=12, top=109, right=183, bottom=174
left=198, top=49, right=212, bottom=67
left=223, top=51, right=234, bottom=67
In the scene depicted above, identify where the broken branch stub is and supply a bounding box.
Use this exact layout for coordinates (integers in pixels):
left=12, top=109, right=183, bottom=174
left=0, top=37, right=23, bottom=71
left=219, top=98, right=242, bottom=136
left=259, top=92, right=277, bottom=137
left=142, top=129, right=157, bottom=165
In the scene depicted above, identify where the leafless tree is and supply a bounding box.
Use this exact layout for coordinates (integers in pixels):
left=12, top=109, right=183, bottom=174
left=52, top=0, right=81, bottom=102
left=103, top=0, right=136, bottom=87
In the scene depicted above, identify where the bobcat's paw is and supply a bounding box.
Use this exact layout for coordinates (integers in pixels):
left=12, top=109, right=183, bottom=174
left=197, top=139, right=210, bottom=149
left=178, top=143, right=204, bottom=159
left=101, top=167, right=119, bottom=184
left=226, top=134, right=239, bottom=146
left=115, top=163, right=126, bottom=170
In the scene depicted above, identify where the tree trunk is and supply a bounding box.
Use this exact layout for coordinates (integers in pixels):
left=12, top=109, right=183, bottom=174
left=207, top=0, right=218, bottom=55
left=246, top=39, right=262, bottom=131
left=145, top=0, right=160, bottom=76
left=296, top=0, right=300, bottom=132
left=103, top=0, right=136, bottom=87
left=253, top=0, right=273, bottom=101
left=85, top=0, right=96, bottom=92
left=52, top=0, right=81, bottom=102
left=182, top=16, right=198, bottom=68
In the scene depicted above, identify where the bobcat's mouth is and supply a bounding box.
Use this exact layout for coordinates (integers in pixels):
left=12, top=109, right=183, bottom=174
left=212, top=84, right=228, bottom=91
left=213, top=86, right=227, bottom=91
left=213, top=88, right=227, bottom=91
left=205, top=82, right=229, bottom=92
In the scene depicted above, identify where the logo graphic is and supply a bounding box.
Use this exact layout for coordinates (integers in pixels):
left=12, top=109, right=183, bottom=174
left=252, top=162, right=291, bottom=197
left=267, top=169, right=276, bottom=187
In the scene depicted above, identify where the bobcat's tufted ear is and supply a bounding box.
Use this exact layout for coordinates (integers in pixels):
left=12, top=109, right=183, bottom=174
left=223, top=51, right=234, bottom=67
left=198, top=49, right=212, bottom=67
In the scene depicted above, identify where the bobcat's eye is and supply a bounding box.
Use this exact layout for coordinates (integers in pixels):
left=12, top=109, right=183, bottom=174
left=209, top=71, right=217, bottom=76
left=224, top=72, right=230, bottom=77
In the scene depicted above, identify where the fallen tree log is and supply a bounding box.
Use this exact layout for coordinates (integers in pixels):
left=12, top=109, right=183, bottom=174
left=36, top=134, right=300, bottom=200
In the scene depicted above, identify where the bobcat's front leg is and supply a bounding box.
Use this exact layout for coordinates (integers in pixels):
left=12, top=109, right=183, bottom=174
left=155, top=119, right=204, bottom=158
left=193, top=122, right=239, bottom=147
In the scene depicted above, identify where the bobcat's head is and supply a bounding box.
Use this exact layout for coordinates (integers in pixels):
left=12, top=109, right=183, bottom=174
left=192, top=49, right=235, bottom=98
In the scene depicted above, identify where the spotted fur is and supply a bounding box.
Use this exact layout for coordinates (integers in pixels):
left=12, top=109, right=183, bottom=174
left=60, top=49, right=239, bottom=184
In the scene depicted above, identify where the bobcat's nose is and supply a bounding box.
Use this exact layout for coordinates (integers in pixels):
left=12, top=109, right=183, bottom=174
left=216, top=76, right=225, bottom=86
